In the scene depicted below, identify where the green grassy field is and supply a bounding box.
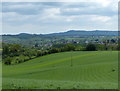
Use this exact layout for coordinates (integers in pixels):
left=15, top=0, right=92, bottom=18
left=2, top=51, right=118, bottom=89
left=0, top=61, right=2, bottom=90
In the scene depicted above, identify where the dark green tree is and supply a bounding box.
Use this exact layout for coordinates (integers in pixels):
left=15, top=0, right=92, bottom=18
left=86, top=44, right=97, bottom=51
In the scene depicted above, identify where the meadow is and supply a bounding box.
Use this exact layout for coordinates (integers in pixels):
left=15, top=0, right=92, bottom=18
left=0, top=62, right=2, bottom=90
left=2, top=51, right=118, bottom=89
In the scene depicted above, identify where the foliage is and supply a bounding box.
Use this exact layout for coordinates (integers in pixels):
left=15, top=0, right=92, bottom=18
left=2, top=41, right=119, bottom=65
left=86, top=44, right=97, bottom=51
left=2, top=43, right=38, bottom=65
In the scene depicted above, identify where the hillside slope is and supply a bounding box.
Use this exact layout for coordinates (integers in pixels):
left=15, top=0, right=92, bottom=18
left=3, top=51, right=118, bottom=89
left=49, top=30, right=118, bottom=36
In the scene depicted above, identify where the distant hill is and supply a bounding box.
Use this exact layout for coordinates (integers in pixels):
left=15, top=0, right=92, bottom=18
left=2, top=30, right=119, bottom=46
left=48, top=30, right=118, bottom=36
left=18, top=33, right=31, bottom=35
left=2, top=30, right=118, bottom=36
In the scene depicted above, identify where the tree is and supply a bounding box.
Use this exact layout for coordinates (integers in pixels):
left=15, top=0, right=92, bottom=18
left=2, top=43, right=9, bottom=55
left=65, top=44, right=75, bottom=51
left=117, top=45, right=120, bottom=51
left=4, top=57, right=12, bottom=65
left=111, top=39, right=116, bottom=43
left=35, top=43, right=39, bottom=47
left=86, top=44, right=97, bottom=51
left=50, top=48, right=59, bottom=53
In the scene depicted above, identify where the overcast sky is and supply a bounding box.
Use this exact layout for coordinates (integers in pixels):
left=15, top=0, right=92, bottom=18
left=1, top=0, right=118, bottom=34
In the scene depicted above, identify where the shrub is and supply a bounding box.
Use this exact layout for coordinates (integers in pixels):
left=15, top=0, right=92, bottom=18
left=86, top=44, right=97, bottom=51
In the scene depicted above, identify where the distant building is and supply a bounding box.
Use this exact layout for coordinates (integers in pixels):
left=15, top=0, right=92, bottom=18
left=85, top=41, right=89, bottom=44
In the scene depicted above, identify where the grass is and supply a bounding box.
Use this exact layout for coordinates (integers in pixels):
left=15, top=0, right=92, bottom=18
left=2, top=51, right=118, bottom=89
left=0, top=61, right=2, bottom=90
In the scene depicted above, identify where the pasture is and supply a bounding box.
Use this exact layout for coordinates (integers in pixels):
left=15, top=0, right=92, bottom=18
left=2, top=51, right=118, bottom=89
left=0, top=62, right=2, bottom=90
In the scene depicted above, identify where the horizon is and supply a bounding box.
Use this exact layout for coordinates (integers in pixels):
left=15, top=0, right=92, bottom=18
left=2, top=29, right=118, bottom=35
left=1, top=1, right=118, bottom=34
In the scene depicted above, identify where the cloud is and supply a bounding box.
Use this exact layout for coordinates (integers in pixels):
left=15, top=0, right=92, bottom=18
left=43, top=8, right=61, bottom=17
left=1, top=1, right=118, bottom=34
left=91, top=15, right=111, bottom=22
left=2, top=3, right=44, bottom=15
left=61, top=2, right=117, bottom=16
left=2, top=1, right=117, bottom=16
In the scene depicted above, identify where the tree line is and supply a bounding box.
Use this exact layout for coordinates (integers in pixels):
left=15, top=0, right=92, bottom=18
left=2, top=42, right=120, bottom=65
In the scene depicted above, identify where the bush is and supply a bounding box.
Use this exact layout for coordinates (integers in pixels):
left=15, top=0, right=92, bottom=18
left=86, top=44, right=97, bottom=51
left=4, top=57, right=12, bottom=65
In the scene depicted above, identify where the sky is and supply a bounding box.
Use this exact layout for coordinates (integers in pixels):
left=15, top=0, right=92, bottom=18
left=1, top=0, right=118, bottom=34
